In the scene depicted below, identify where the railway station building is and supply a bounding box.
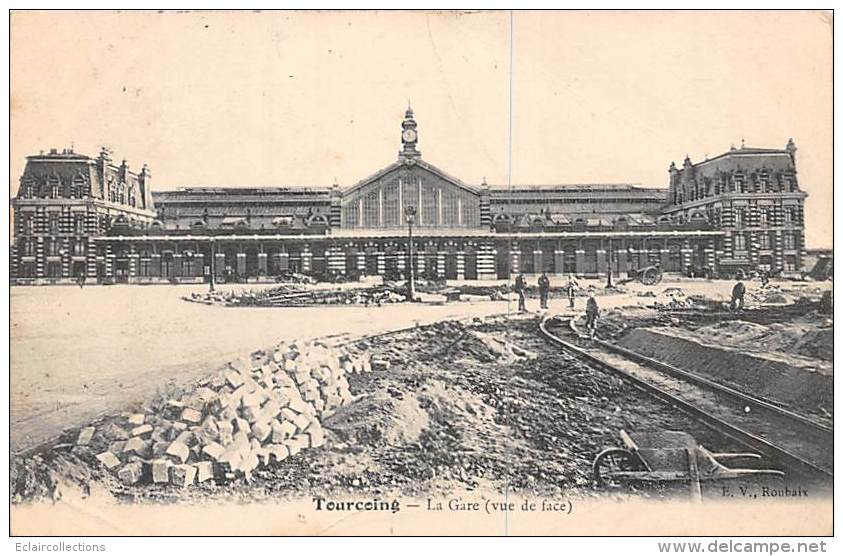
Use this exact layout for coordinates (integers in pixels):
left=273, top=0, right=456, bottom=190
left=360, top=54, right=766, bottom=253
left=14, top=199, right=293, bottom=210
left=10, top=108, right=808, bottom=284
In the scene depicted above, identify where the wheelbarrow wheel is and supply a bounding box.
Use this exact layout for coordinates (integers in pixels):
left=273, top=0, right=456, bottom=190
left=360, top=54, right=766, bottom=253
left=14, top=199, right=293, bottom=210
left=593, top=448, right=643, bottom=488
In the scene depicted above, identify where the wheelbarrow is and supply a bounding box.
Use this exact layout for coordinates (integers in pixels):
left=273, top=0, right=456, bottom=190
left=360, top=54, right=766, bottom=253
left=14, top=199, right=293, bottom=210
left=593, top=430, right=785, bottom=500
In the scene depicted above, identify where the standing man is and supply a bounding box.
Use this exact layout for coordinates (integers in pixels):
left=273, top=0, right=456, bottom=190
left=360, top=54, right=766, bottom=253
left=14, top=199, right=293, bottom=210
left=566, top=273, right=579, bottom=310
left=538, top=271, right=551, bottom=310
left=515, top=272, right=527, bottom=313
left=731, top=279, right=746, bottom=311
left=585, top=290, right=600, bottom=340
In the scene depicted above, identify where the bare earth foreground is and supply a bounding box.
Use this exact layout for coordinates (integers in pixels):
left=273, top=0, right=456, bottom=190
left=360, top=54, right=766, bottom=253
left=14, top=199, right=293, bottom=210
left=9, top=279, right=833, bottom=535
left=10, top=284, right=511, bottom=453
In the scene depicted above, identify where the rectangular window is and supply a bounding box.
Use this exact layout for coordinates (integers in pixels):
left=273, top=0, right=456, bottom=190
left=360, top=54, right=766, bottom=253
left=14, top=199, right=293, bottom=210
left=759, top=233, right=770, bottom=250
left=20, top=262, right=35, bottom=277
left=784, top=255, right=797, bottom=271
left=23, top=216, right=34, bottom=235
left=784, top=207, right=794, bottom=224
left=48, top=213, right=60, bottom=234
left=760, top=208, right=769, bottom=226
left=46, top=239, right=59, bottom=256
left=72, top=240, right=85, bottom=256
left=784, top=233, right=796, bottom=250
left=733, top=233, right=746, bottom=251
left=139, top=259, right=151, bottom=277
left=47, top=262, right=62, bottom=278
left=733, top=208, right=745, bottom=227
left=22, top=240, right=34, bottom=256
left=74, top=214, right=86, bottom=234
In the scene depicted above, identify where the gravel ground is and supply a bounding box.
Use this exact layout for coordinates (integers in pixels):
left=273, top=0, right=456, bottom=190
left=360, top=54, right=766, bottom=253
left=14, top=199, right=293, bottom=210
left=12, top=313, right=770, bottom=505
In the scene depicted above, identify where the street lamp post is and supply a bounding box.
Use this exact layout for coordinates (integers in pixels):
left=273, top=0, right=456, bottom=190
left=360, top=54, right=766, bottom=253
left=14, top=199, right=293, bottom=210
left=209, top=238, right=216, bottom=292
left=606, top=238, right=614, bottom=288
left=405, top=205, right=416, bottom=302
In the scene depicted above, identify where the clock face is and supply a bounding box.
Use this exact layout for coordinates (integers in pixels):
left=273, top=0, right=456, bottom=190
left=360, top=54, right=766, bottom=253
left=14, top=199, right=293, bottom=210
left=402, top=129, right=417, bottom=142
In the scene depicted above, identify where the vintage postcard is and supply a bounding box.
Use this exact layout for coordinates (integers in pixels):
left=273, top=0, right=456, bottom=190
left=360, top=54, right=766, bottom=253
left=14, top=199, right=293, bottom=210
left=7, top=9, right=833, bottom=538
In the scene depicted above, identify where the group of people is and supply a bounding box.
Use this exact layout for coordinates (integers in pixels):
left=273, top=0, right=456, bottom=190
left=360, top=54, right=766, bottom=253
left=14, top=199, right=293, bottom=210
left=512, top=271, right=601, bottom=337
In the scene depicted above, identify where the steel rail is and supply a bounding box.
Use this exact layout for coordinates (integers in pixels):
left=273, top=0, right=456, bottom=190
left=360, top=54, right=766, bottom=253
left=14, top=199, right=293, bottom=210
left=577, top=321, right=832, bottom=435
left=538, top=315, right=833, bottom=481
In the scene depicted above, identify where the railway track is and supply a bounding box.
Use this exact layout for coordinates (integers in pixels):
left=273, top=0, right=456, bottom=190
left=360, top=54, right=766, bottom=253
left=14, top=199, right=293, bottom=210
left=539, top=315, right=833, bottom=482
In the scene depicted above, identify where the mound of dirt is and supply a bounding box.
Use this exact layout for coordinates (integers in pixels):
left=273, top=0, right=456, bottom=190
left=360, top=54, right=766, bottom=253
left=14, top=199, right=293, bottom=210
left=325, top=392, right=430, bottom=447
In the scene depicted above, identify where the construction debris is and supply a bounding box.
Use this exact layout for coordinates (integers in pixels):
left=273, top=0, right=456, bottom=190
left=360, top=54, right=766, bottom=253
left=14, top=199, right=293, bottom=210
left=72, top=340, right=371, bottom=489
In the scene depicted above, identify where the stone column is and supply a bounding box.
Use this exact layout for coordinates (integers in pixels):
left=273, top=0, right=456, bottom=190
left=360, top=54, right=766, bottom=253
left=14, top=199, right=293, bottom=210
left=194, top=254, right=205, bottom=278
left=416, top=252, right=426, bottom=276
left=128, top=246, right=138, bottom=279
left=533, top=250, right=543, bottom=275
left=172, top=253, right=183, bottom=278
left=617, top=250, right=628, bottom=275
left=477, top=243, right=496, bottom=280
left=638, top=248, right=649, bottom=269
left=236, top=252, right=246, bottom=277
left=356, top=252, right=365, bottom=274
left=705, top=239, right=716, bottom=275
left=105, top=243, right=115, bottom=279
left=215, top=253, right=226, bottom=277
left=510, top=247, right=521, bottom=274
left=773, top=230, right=784, bottom=270
left=61, top=238, right=71, bottom=278
left=659, top=248, right=670, bottom=270
left=277, top=252, right=289, bottom=273
left=575, top=249, right=585, bottom=276
left=596, top=249, right=607, bottom=275
left=437, top=252, right=446, bottom=277
left=327, top=247, right=344, bottom=275
left=86, top=238, right=98, bottom=278
left=554, top=248, right=564, bottom=276
left=397, top=251, right=406, bottom=273
left=257, top=252, right=268, bottom=275
left=376, top=252, right=385, bottom=275
left=301, top=246, right=313, bottom=274
left=151, top=253, right=162, bottom=278
left=35, top=236, right=45, bottom=278
left=456, top=252, right=465, bottom=280
left=681, top=241, right=693, bottom=273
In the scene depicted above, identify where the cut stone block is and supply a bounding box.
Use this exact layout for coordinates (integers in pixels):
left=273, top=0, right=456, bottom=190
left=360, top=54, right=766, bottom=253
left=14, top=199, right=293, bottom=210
left=77, top=427, right=96, bottom=446
left=225, top=370, right=245, bottom=389
left=151, top=459, right=172, bottom=483
left=131, top=424, right=153, bottom=437
left=271, top=419, right=296, bottom=443
left=288, top=398, right=311, bottom=416
left=308, top=425, right=325, bottom=448
left=96, top=451, right=122, bottom=470
left=241, top=405, right=261, bottom=424
left=196, top=461, right=214, bottom=483
left=181, top=407, right=203, bottom=424
left=123, top=436, right=149, bottom=456
left=267, top=444, right=289, bottom=463
left=127, top=414, right=145, bottom=426
left=251, top=421, right=272, bottom=443
left=170, top=464, right=197, bottom=488
left=118, top=462, right=145, bottom=485
left=166, top=441, right=190, bottom=463
left=202, top=442, right=225, bottom=461
left=174, top=430, right=195, bottom=447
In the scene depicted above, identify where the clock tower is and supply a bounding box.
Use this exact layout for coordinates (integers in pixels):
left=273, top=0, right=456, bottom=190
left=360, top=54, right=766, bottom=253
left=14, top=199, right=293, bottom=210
left=400, top=104, right=421, bottom=161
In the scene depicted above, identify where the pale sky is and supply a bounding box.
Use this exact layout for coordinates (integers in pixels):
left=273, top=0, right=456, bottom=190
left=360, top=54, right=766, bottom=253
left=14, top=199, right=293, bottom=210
left=10, top=10, right=832, bottom=247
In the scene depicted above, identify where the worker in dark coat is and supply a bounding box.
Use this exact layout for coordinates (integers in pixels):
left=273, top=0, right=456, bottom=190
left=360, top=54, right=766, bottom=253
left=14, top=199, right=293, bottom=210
left=515, top=272, right=527, bottom=313
left=585, top=290, right=600, bottom=339
left=538, top=271, right=551, bottom=309
left=731, top=280, right=746, bottom=311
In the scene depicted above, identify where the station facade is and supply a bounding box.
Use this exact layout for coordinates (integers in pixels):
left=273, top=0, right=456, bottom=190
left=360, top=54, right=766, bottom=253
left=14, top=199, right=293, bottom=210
left=10, top=109, right=807, bottom=284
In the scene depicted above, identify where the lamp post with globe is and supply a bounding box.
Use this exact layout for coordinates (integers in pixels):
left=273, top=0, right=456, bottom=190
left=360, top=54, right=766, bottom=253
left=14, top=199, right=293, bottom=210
left=405, top=205, right=416, bottom=302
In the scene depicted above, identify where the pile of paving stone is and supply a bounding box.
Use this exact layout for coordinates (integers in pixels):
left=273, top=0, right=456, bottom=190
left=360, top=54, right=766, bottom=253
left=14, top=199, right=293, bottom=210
left=76, top=340, right=372, bottom=488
